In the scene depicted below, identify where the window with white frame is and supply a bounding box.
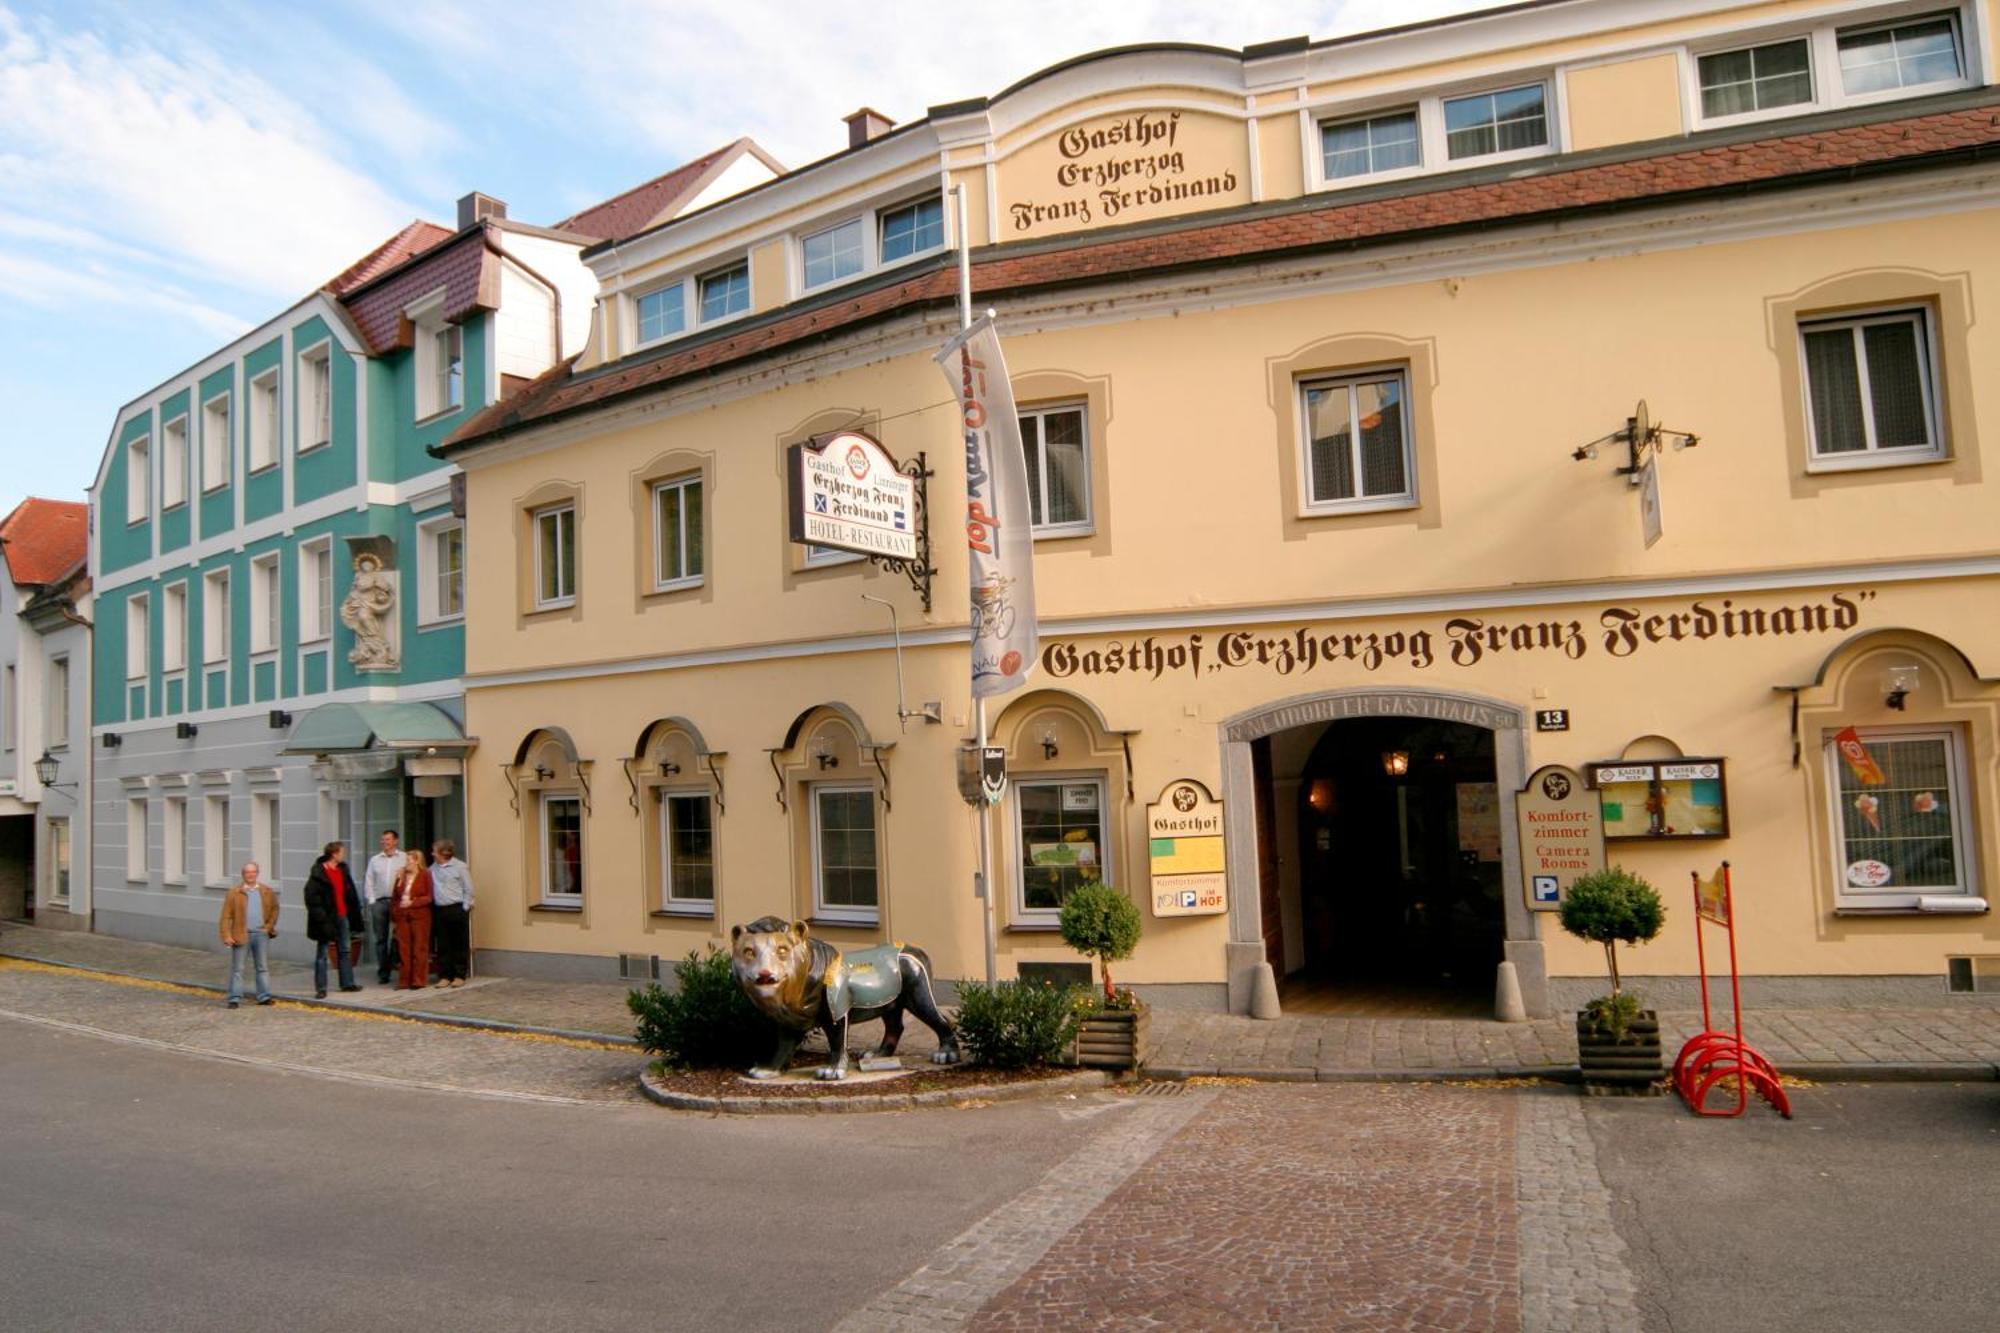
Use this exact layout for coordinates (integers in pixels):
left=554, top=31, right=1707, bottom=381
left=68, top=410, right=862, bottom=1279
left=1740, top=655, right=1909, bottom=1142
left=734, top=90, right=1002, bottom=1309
left=203, top=569, right=230, bottom=663
left=533, top=503, right=576, bottom=608
left=539, top=792, right=585, bottom=902
left=1443, top=83, right=1548, bottom=160
left=1014, top=776, right=1109, bottom=922
left=1799, top=307, right=1942, bottom=467
left=126, top=434, right=150, bottom=524
left=46, top=656, right=68, bottom=748
left=811, top=784, right=878, bottom=923
left=414, top=307, right=463, bottom=419
left=1321, top=109, right=1422, bottom=180
left=652, top=475, right=703, bottom=589
left=4, top=664, right=15, bottom=750
left=658, top=790, right=715, bottom=911
left=1299, top=369, right=1415, bottom=511
left=1827, top=727, right=1976, bottom=904
left=878, top=194, right=944, bottom=262
left=249, top=554, right=279, bottom=654
left=127, top=797, right=148, bottom=879
left=248, top=369, right=279, bottom=472
left=802, top=217, right=864, bottom=289
left=298, top=540, right=332, bottom=643
left=126, top=594, right=149, bottom=680
left=1019, top=404, right=1091, bottom=535
left=162, top=416, right=189, bottom=508
left=164, top=796, right=187, bottom=882
left=47, top=819, right=70, bottom=902
left=163, top=583, right=188, bottom=672
left=252, top=793, right=279, bottom=882
left=417, top=518, right=465, bottom=623
left=698, top=262, right=749, bottom=324
left=1698, top=38, right=1813, bottom=118
left=201, top=395, right=230, bottom=492
left=1837, top=13, right=1961, bottom=96
left=635, top=284, right=686, bottom=345
left=299, top=344, right=332, bottom=450
left=204, top=794, right=228, bottom=886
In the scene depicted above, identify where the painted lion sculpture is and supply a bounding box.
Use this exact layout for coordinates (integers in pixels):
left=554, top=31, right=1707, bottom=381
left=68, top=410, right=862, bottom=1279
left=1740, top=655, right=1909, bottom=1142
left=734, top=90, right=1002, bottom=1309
left=730, top=916, right=961, bottom=1080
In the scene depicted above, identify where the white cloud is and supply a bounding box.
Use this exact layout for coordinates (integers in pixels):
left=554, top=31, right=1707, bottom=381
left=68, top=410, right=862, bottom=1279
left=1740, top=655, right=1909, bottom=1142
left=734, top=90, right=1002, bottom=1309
left=0, top=249, right=248, bottom=340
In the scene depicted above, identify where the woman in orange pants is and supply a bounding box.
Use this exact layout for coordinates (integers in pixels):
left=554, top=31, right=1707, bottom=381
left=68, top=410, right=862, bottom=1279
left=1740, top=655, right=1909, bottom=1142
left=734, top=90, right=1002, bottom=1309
left=391, top=850, right=433, bottom=989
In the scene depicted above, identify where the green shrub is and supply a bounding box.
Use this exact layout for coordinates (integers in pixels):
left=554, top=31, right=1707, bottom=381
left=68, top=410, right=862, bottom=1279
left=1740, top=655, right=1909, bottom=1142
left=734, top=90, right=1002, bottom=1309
left=1581, top=990, right=1645, bottom=1041
left=627, top=947, right=771, bottom=1068
left=953, top=980, right=1089, bottom=1069
left=1558, top=867, right=1666, bottom=1000
left=1058, top=882, right=1143, bottom=1000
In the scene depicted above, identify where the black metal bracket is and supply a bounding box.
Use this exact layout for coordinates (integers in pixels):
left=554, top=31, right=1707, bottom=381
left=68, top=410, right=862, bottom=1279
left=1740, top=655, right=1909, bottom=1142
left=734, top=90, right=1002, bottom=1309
left=863, top=743, right=894, bottom=812
left=766, top=749, right=788, bottom=813
left=699, top=751, right=727, bottom=816
left=869, top=452, right=934, bottom=611
left=501, top=763, right=521, bottom=816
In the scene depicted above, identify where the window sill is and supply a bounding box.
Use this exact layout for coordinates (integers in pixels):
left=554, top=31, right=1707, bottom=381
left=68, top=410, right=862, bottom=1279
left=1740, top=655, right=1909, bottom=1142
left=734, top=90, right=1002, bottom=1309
left=201, top=484, right=230, bottom=497
left=162, top=500, right=188, bottom=513
left=125, top=517, right=148, bottom=529
left=416, top=615, right=465, bottom=631
left=1299, top=496, right=1419, bottom=519
left=649, top=577, right=704, bottom=597
left=1004, top=922, right=1064, bottom=933
left=298, top=638, right=329, bottom=650
left=297, top=440, right=331, bottom=456
left=415, top=406, right=465, bottom=428
left=1031, top=525, right=1095, bottom=543
left=1835, top=900, right=1988, bottom=917
left=807, top=915, right=880, bottom=930
left=651, top=906, right=716, bottom=920
left=247, top=462, right=279, bottom=478
left=1804, top=451, right=1948, bottom=476
left=530, top=901, right=583, bottom=914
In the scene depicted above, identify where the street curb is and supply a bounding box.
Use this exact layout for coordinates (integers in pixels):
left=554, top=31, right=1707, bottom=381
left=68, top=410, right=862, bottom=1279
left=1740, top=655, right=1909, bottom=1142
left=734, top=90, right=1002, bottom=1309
left=1784, top=1060, right=2000, bottom=1082
left=0, top=949, right=640, bottom=1049
left=639, top=1066, right=1110, bottom=1114
left=1147, top=1063, right=1582, bottom=1084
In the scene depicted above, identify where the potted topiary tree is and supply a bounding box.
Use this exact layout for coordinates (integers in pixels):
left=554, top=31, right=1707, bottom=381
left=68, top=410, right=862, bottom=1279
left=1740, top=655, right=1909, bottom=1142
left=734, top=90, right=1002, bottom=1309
left=1559, top=866, right=1667, bottom=1095
left=1058, top=881, right=1147, bottom=1071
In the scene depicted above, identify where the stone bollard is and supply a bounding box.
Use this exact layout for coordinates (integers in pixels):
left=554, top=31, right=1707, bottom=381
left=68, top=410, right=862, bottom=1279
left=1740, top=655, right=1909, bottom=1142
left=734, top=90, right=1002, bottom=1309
left=1249, top=961, right=1282, bottom=1020
left=1494, top=961, right=1528, bottom=1023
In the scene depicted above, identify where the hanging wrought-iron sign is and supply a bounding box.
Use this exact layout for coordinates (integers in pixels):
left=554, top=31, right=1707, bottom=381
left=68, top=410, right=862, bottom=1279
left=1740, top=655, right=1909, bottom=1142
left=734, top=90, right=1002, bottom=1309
left=786, top=429, right=932, bottom=608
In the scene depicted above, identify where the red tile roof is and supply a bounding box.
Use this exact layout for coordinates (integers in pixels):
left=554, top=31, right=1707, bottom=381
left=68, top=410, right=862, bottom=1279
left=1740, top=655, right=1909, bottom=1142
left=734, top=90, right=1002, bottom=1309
left=0, top=498, right=87, bottom=588
left=323, top=220, right=455, bottom=297
left=443, top=96, right=2000, bottom=454
left=340, top=228, right=499, bottom=356
left=558, top=138, right=780, bottom=242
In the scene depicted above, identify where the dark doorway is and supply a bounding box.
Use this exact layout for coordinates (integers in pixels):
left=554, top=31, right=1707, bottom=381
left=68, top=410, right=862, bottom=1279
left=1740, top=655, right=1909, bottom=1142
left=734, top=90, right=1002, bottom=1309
left=1277, top=717, right=1505, bottom=1016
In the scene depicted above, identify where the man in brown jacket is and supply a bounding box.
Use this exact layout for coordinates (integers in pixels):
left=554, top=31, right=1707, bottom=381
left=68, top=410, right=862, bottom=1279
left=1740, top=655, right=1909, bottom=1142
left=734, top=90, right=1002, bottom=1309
left=220, top=862, right=280, bottom=1009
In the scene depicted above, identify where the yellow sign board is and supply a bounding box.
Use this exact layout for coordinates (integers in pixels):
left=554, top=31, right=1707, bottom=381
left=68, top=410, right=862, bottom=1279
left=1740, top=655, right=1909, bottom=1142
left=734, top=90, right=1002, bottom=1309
left=1147, top=779, right=1226, bottom=917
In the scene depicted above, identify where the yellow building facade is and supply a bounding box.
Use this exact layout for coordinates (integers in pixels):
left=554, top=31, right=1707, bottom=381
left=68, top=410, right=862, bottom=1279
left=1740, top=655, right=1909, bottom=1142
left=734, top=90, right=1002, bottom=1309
left=443, top=0, right=2000, bottom=1016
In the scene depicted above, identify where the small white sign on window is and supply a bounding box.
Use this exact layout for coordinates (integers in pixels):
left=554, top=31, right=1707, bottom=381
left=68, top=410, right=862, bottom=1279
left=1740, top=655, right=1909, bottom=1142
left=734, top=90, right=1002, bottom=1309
left=1062, top=784, right=1097, bottom=811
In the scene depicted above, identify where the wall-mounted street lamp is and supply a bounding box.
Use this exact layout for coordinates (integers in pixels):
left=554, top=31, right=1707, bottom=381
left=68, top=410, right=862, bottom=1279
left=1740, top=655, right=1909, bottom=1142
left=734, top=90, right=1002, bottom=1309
left=813, top=737, right=840, bottom=771
left=1040, top=727, right=1060, bottom=760
left=33, top=751, right=76, bottom=791
left=1381, top=751, right=1410, bottom=778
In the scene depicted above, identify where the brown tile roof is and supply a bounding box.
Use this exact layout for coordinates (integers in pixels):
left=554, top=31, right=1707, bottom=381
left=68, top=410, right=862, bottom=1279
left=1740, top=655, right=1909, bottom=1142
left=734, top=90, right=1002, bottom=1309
left=0, top=498, right=88, bottom=588
left=322, top=220, right=455, bottom=297
left=558, top=138, right=781, bottom=243
left=442, top=95, right=2000, bottom=455
left=340, top=227, right=499, bottom=356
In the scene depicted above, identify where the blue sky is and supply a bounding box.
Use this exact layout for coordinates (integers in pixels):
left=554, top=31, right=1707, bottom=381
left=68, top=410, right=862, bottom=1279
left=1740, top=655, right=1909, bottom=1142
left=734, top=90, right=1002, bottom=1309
left=0, top=0, right=1488, bottom=516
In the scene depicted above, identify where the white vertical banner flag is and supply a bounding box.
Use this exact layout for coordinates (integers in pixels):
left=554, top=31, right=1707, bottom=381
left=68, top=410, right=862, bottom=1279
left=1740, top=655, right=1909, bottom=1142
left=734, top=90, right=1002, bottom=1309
left=938, top=315, right=1037, bottom=698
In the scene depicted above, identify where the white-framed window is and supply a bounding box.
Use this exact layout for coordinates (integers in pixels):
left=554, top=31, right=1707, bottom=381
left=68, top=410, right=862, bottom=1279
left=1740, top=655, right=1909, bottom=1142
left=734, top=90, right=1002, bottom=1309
left=161, top=415, right=189, bottom=509
left=47, top=818, right=70, bottom=902
left=1019, top=404, right=1092, bottom=536
left=1698, top=37, right=1814, bottom=119
left=413, top=302, right=464, bottom=419
left=201, top=394, right=230, bottom=493
left=202, top=569, right=230, bottom=664
left=801, top=216, right=865, bottom=290
left=126, top=593, right=149, bottom=681
left=126, top=433, right=151, bottom=524
left=434, top=324, right=463, bottom=413
left=1837, top=12, right=1962, bottom=97
left=1799, top=307, right=1942, bottom=469
left=658, top=790, right=716, bottom=912
left=204, top=793, right=228, bottom=886
left=4, top=664, right=16, bottom=750
left=878, top=194, right=944, bottom=263
left=1443, top=82, right=1549, bottom=161
left=532, top=503, right=576, bottom=608
left=298, top=539, right=333, bottom=644
left=1298, top=368, right=1415, bottom=512
left=698, top=261, right=749, bottom=324
left=652, top=475, right=703, bottom=590
left=127, top=797, right=148, bottom=880
left=164, top=795, right=187, bottom=882
left=249, top=553, right=279, bottom=654
left=804, top=542, right=863, bottom=567
left=539, top=791, right=585, bottom=903
left=252, top=793, right=279, bottom=882
left=1827, top=726, right=1977, bottom=907
left=46, top=656, right=68, bottom=749
left=163, top=582, right=188, bottom=672
left=247, top=369, right=279, bottom=473
left=1321, top=108, right=1422, bottom=181
left=1012, top=776, right=1110, bottom=924
left=299, top=343, right=332, bottom=450
left=810, top=783, right=878, bottom=924
left=635, top=283, right=686, bottom=345
left=417, top=518, right=465, bottom=624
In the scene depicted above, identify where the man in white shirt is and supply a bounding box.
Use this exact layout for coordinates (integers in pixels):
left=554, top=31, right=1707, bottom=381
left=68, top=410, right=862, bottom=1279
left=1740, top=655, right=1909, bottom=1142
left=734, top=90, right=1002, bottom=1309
left=362, top=829, right=405, bottom=986
left=429, top=839, right=475, bottom=988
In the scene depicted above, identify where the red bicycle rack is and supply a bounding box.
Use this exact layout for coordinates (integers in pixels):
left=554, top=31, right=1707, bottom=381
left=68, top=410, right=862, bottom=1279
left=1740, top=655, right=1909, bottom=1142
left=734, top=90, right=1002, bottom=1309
left=1672, top=862, right=1791, bottom=1118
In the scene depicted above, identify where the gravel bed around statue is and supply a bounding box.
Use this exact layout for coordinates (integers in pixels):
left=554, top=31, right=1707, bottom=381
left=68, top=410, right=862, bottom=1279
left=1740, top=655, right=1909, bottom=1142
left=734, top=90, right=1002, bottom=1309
left=640, top=1060, right=1105, bottom=1112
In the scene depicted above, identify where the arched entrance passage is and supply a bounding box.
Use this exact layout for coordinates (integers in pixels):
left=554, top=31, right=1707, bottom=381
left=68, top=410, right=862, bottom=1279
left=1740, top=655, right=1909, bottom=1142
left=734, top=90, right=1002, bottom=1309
left=1217, top=688, right=1549, bottom=1019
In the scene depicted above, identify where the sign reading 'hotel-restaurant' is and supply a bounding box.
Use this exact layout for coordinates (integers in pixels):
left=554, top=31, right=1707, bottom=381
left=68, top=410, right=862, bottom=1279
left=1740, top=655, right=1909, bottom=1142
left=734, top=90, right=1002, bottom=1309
left=786, top=431, right=918, bottom=561
left=1147, top=779, right=1226, bottom=917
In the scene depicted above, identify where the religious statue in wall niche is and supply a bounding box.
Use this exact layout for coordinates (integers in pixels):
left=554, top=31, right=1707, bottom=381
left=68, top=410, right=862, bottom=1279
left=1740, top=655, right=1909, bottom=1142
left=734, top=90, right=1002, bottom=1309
left=341, top=551, right=398, bottom=670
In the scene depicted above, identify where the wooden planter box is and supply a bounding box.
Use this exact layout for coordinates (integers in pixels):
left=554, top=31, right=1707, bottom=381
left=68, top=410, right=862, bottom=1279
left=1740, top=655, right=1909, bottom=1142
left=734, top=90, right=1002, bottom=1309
left=1076, top=1007, right=1150, bottom=1071
left=1576, top=1010, right=1664, bottom=1096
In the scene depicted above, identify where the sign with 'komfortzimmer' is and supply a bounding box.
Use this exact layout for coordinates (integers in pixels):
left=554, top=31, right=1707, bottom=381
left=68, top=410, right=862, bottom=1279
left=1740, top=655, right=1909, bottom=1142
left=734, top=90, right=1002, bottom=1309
left=786, top=431, right=917, bottom=561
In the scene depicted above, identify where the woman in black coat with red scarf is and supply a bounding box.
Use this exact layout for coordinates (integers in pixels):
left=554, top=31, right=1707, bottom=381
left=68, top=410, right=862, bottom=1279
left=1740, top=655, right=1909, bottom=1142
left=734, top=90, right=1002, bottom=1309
left=303, top=841, right=362, bottom=997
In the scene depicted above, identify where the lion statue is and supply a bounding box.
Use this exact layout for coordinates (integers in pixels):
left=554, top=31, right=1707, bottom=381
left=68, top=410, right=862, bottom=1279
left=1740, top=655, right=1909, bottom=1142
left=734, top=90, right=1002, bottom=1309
left=730, top=916, right=961, bottom=1080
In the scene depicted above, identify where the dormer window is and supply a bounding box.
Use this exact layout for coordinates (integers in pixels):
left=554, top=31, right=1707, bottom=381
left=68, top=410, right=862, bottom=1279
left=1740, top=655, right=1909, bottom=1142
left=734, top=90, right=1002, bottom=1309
left=1443, top=84, right=1548, bottom=161
left=1695, top=11, right=1968, bottom=127
left=1837, top=13, right=1960, bottom=95
left=412, top=297, right=463, bottom=419
left=878, top=194, right=944, bottom=262
left=802, top=218, right=864, bottom=289
left=636, top=284, right=686, bottom=344
left=1699, top=39, right=1813, bottom=118
left=1320, top=110, right=1421, bottom=180
left=699, top=262, right=750, bottom=324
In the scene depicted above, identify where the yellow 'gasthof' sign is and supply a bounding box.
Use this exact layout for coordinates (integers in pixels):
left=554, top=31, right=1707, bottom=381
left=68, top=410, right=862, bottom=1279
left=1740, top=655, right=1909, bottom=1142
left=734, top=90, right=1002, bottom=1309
left=1147, top=779, right=1226, bottom=917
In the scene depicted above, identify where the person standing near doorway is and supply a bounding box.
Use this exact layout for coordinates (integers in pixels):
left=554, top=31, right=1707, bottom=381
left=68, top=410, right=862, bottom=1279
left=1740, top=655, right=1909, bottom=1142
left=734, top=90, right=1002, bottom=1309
left=391, top=849, right=433, bottom=990
left=429, top=839, right=474, bottom=988
left=304, top=841, right=362, bottom=998
left=363, top=830, right=404, bottom=986
left=219, top=861, right=279, bottom=1008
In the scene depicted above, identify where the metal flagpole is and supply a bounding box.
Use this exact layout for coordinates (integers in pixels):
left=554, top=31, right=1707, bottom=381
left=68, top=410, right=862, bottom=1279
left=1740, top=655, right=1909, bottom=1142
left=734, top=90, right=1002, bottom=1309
left=954, top=183, right=998, bottom=987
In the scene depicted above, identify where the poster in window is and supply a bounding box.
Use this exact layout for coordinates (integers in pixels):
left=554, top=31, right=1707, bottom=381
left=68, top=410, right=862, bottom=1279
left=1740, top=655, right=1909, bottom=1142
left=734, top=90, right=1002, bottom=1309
left=1454, top=782, right=1502, bottom=861
left=1588, top=759, right=1728, bottom=840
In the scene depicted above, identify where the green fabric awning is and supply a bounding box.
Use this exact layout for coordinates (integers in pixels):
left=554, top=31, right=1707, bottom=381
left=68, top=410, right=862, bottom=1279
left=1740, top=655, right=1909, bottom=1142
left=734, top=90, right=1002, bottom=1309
left=281, top=702, right=467, bottom=755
